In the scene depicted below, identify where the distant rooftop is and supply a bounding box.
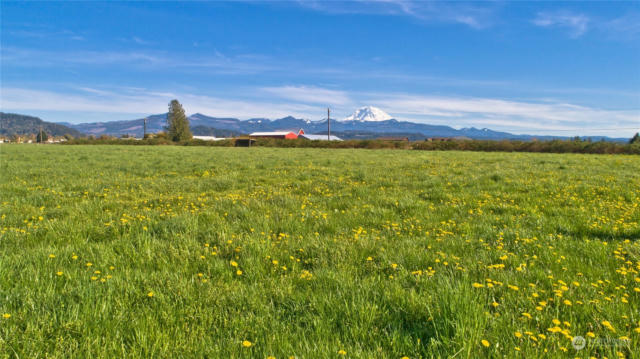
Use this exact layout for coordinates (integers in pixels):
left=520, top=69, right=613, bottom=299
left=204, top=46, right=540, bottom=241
left=301, top=134, right=343, bottom=141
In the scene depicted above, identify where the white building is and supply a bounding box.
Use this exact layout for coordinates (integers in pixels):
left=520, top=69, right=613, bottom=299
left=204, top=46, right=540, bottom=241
left=193, top=136, right=226, bottom=141
left=300, top=134, right=342, bottom=141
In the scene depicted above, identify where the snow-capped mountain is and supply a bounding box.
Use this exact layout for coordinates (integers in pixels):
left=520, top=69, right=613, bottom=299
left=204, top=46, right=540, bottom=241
left=343, top=106, right=393, bottom=122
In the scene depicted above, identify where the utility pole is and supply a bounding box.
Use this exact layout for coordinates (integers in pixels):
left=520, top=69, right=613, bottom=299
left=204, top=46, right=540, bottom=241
left=143, top=117, right=147, bottom=139
left=327, top=107, right=331, bottom=141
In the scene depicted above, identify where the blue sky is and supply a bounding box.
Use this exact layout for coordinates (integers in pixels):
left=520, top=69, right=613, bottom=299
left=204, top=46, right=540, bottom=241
left=1, top=1, right=639, bottom=136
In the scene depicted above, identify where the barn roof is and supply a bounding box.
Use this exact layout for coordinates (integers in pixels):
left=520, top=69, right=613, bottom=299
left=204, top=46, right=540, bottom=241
left=249, top=131, right=295, bottom=136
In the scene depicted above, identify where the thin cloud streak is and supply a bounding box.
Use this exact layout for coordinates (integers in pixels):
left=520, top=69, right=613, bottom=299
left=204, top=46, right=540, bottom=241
left=601, top=12, right=640, bottom=40
left=0, top=87, right=323, bottom=122
left=0, top=47, right=278, bottom=75
left=292, top=0, right=497, bottom=29
left=1, top=46, right=518, bottom=88
left=370, top=94, right=639, bottom=135
left=532, top=11, right=590, bottom=38
left=261, top=86, right=353, bottom=106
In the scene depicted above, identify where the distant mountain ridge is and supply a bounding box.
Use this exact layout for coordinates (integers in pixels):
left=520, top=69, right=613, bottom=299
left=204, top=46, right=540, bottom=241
left=0, top=113, right=83, bottom=137
left=3, top=109, right=629, bottom=142
left=62, top=112, right=626, bottom=142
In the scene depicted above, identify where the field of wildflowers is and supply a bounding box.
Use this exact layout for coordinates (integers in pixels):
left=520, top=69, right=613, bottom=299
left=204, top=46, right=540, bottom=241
left=0, top=145, right=638, bottom=358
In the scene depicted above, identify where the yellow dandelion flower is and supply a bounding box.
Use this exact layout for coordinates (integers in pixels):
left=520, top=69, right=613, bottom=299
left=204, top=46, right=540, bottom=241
left=563, top=299, right=572, bottom=306
left=147, top=291, right=154, bottom=297
left=481, top=339, right=490, bottom=347
left=230, top=260, right=238, bottom=267
left=242, top=340, right=252, bottom=347
left=56, top=271, right=63, bottom=276
left=602, top=321, right=616, bottom=333
left=522, top=312, right=532, bottom=319
left=586, top=332, right=595, bottom=338
left=2, top=313, right=10, bottom=319
left=515, top=332, right=522, bottom=338
left=338, top=350, right=347, bottom=355
left=472, top=283, right=484, bottom=288
left=237, top=270, right=243, bottom=275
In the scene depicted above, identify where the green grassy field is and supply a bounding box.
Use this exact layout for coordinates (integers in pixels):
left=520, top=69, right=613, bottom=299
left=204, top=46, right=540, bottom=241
left=1, top=145, right=639, bottom=358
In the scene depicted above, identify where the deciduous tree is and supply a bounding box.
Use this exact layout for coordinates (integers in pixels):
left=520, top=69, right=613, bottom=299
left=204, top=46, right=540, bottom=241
left=167, top=100, right=192, bottom=142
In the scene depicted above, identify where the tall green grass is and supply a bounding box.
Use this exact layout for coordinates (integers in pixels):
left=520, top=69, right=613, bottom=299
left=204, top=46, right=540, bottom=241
left=1, top=145, right=638, bottom=358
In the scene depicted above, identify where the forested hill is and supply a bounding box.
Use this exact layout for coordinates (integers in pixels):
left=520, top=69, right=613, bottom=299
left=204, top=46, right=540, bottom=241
left=0, top=113, right=83, bottom=137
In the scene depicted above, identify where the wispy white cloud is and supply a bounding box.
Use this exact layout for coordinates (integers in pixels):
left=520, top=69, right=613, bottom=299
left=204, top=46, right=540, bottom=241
left=131, top=36, right=150, bottom=45
left=532, top=11, right=590, bottom=38
left=292, top=0, right=497, bottom=29
left=369, top=94, right=639, bottom=134
left=8, top=28, right=85, bottom=41
left=532, top=10, right=640, bottom=40
left=601, top=12, right=640, bottom=40
left=0, top=87, right=322, bottom=122
left=0, top=47, right=277, bottom=74
left=76, top=87, right=114, bottom=96
left=1, top=47, right=164, bottom=66
left=261, top=86, right=353, bottom=106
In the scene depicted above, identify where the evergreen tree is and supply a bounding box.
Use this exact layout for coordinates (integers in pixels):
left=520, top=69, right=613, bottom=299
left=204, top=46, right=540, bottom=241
left=36, top=130, right=48, bottom=143
left=630, top=132, right=640, bottom=144
left=167, top=100, right=192, bottom=142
